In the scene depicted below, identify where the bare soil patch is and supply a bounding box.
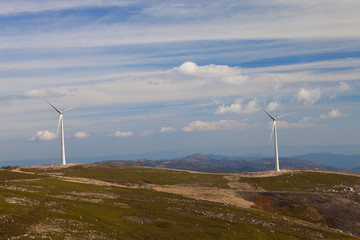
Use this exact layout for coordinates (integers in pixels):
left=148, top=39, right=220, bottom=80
left=4, top=196, right=39, bottom=206
left=149, top=184, right=254, bottom=208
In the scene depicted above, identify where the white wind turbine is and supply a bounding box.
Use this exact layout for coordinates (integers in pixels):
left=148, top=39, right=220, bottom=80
left=256, top=102, right=296, bottom=172
left=43, top=98, right=82, bottom=165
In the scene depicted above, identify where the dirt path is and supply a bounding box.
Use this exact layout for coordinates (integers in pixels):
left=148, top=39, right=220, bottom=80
left=52, top=175, right=254, bottom=208
left=150, top=184, right=254, bottom=208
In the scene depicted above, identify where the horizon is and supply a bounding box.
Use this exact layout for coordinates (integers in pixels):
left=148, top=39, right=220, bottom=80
left=1, top=147, right=359, bottom=168
left=1, top=1, right=360, bottom=164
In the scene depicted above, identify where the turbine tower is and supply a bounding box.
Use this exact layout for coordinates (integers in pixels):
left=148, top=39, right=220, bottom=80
left=43, top=98, right=81, bottom=165
left=256, top=102, right=296, bottom=172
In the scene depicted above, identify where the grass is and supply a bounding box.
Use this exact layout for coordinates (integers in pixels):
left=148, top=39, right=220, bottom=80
left=238, top=171, right=360, bottom=237
left=239, top=172, right=360, bottom=191
left=23, top=164, right=230, bottom=188
left=1, top=167, right=359, bottom=239
left=0, top=169, right=46, bottom=181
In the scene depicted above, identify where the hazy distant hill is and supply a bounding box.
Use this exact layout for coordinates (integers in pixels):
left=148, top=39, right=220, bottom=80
left=293, top=153, right=360, bottom=170
left=3, top=152, right=359, bottom=172
left=205, top=153, right=268, bottom=160
left=100, top=153, right=340, bottom=173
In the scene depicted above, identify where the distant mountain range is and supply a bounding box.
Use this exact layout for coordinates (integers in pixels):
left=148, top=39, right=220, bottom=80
left=100, top=153, right=359, bottom=173
left=292, top=153, right=360, bottom=169
left=2, top=152, right=359, bottom=173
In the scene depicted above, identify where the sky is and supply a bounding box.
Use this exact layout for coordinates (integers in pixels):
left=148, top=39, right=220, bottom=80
left=0, top=0, right=360, bottom=164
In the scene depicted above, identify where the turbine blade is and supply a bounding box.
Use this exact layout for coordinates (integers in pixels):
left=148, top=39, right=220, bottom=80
left=269, top=121, right=275, bottom=144
left=63, top=103, right=84, bottom=113
left=255, top=102, right=275, bottom=120
left=43, top=98, right=61, bottom=114
left=56, top=115, right=62, bottom=137
left=276, top=111, right=297, bottom=119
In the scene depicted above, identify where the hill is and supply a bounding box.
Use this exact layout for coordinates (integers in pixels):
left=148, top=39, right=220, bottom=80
left=293, top=153, right=360, bottom=171
left=100, top=153, right=341, bottom=173
left=2, top=152, right=358, bottom=171
left=1, top=164, right=359, bottom=239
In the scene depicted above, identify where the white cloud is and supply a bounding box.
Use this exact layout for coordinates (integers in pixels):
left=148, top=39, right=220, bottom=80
left=139, top=130, right=154, bottom=136
left=22, top=89, right=65, bottom=98
left=73, top=131, right=90, bottom=139
left=297, top=88, right=321, bottom=104
left=29, top=130, right=57, bottom=141
left=177, top=61, right=198, bottom=74
left=329, top=81, right=352, bottom=99
left=215, top=99, right=257, bottom=114
left=277, top=121, right=316, bottom=129
left=338, top=82, right=351, bottom=92
left=269, top=115, right=315, bottom=130
left=173, top=61, right=248, bottom=85
left=182, top=120, right=251, bottom=132
left=267, top=101, right=281, bottom=112
left=215, top=102, right=241, bottom=114
left=112, top=131, right=134, bottom=137
left=299, top=116, right=311, bottom=123
left=160, top=127, right=176, bottom=132
left=320, top=109, right=343, bottom=119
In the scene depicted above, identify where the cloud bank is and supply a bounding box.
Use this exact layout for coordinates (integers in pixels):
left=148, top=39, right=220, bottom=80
left=1, top=1, right=360, bottom=50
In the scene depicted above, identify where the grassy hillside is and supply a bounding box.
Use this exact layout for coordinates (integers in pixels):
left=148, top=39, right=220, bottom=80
left=24, top=164, right=229, bottom=187
left=239, top=171, right=359, bottom=191
left=1, top=164, right=359, bottom=239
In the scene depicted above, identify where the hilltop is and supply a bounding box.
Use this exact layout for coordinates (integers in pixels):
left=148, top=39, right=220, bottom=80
left=99, top=153, right=342, bottom=173
left=1, top=163, right=360, bottom=239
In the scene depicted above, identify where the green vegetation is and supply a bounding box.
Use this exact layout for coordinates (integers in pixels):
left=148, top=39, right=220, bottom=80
left=239, top=172, right=360, bottom=191
left=1, top=166, right=359, bottom=239
left=238, top=171, right=360, bottom=237
left=0, top=169, right=46, bottom=181
left=24, top=164, right=230, bottom=188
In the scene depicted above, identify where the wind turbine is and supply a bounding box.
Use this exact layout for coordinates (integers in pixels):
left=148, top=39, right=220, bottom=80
left=256, top=102, right=296, bottom=172
left=43, top=98, right=82, bottom=165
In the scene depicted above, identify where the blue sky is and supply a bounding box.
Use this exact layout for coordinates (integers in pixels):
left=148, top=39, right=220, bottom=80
left=0, top=0, right=360, bottom=163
